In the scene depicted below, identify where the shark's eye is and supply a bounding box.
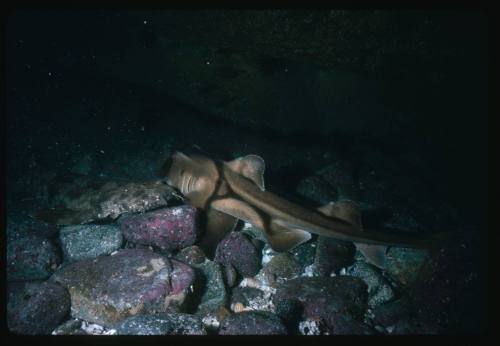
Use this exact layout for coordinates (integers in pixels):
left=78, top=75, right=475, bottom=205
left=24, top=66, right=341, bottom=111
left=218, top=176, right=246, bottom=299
left=180, top=169, right=185, bottom=176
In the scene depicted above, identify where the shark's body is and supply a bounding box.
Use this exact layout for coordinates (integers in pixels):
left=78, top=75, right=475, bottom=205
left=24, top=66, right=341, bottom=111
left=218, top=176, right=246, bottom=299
left=161, top=152, right=435, bottom=268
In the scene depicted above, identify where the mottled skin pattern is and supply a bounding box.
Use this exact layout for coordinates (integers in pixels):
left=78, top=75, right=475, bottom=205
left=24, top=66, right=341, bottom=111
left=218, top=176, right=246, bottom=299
left=38, top=176, right=175, bottom=225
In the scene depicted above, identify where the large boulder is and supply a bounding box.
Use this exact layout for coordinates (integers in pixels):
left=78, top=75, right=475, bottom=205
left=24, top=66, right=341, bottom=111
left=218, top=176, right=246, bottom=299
left=50, top=249, right=195, bottom=327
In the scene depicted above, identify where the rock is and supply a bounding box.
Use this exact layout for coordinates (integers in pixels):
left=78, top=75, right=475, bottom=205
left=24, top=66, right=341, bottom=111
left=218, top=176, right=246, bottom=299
left=406, top=230, right=483, bottom=334
left=7, top=211, right=58, bottom=242
left=52, top=319, right=87, bottom=335
left=7, top=235, right=61, bottom=281
left=230, top=287, right=265, bottom=308
left=59, top=224, right=123, bottom=262
left=119, top=206, right=199, bottom=252
left=323, top=314, right=375, bottom=335
left=288, top=240, right=316, bottom=271
left=7, top=281, right=71, bottom=335
left=314, top=236, right=355, bottom=276
left=214, top=232, right=261, bottom=278
left=50, top=248, right=195, bottom=327
left=174, top=245, right=207, bottom=265
left=218, top=311, right=287, bottom=335
left=262, top=253, right=301, bottom=285
left=296, top=160, right=360, bottom=204
left=114, top=313, right=206, bottom=335
left=296, top=175, right=338, bottom=205
left=273, top=276, right=368, bottom=324
left=385, top=247, right=429, bottom=287
left=371, top=297, right=413, bottom=329
left=391, top=318, right=438, bottom=335
left=45, top=174, right=174, bottom=225
left=346, top=260, right=395, bottom=307
left=191, top=260, right=228, bottom=316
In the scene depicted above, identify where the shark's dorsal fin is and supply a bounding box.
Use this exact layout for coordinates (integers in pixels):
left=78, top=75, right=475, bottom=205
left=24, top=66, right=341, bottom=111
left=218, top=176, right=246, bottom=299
left=198, top=208, right=238, bottom=259
left=317, top=200, right=363, bottom=229
left=354, top=243, right=388, bottom=269
left=225, top=155, right=266, bottom=191
left=317, top=200, right=388, bottom=269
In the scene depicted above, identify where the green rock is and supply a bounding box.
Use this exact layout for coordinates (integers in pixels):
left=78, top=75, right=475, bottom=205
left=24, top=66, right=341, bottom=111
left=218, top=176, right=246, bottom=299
left=386, top=247, right=429, bottom=287
left=193, top=260, right=228, bottom=316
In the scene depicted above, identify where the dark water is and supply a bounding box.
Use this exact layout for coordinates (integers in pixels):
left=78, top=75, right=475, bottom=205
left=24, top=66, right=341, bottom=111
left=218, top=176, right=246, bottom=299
left=5, top=9, right=488, bottom=335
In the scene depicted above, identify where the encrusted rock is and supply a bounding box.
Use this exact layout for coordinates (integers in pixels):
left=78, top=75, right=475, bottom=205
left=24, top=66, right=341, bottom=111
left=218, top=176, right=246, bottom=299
left=59, top=224, right=123, bottom=262
left=230, top=286, right=266, bottom=309
left=192, top=260, right=228, bottom=317
left=262, top=253, right=302, bottom=285
left=347, top=260, right=395, bottom=307
left=114, top=313, right=206, bottom=335
left=119, top=206, right=199, bottom=251
left=7, top=281, right=71, bottom=335
left=214, top=232, right=261, bottom=278
left=46, top=174, right=174, bottom=224
left=50, top=248, right=195, bottom=327
left=174, top=245, right=206, bottom=266
left=385, top=247, right=429, bottom=287
left=288, top=240, right=317, bottom=271
left=7, top=235, right=60, bottom=281
left=218, top=311, right=287, bottom=335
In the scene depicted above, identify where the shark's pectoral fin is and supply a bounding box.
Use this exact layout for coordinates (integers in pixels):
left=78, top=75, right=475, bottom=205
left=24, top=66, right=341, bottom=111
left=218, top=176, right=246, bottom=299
left=225, top=155, right=266, bottom=191
left=354, top=243, right=388, bottom=269
left=185, top=190, right=213, bottom=209
left=210, top=198, right=265, bottom=229
left=264, top=219, right=312, bottom=252
left=199, top=208, right=238, bottom=259
left=317, top=200, right=363, bottom=229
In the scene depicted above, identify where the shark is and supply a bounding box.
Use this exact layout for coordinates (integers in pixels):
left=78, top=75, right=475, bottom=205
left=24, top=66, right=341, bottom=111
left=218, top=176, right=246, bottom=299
left=159, top=151, right=440, bottom=268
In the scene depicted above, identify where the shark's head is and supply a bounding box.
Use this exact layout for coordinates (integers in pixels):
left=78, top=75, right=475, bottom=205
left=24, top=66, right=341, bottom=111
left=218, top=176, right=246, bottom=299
left=160, top=151, right=220, bottom=208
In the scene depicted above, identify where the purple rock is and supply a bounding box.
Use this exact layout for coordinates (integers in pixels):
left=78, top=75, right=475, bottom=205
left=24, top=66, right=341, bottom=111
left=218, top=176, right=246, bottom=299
left=214, top=232, right=261, bottom=278
left=219, top=311, right=287, bottom=335
left=50, top=248, right=195, bottom=327
left=274, top=276, right=368, bottom=324
left=119, top=206, right=199, bottom=251
left=314, top=236, right=355, bottom=275
left=7, top=281, right=71, bottom=335
left=323, top=314, right=375, bottom=335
